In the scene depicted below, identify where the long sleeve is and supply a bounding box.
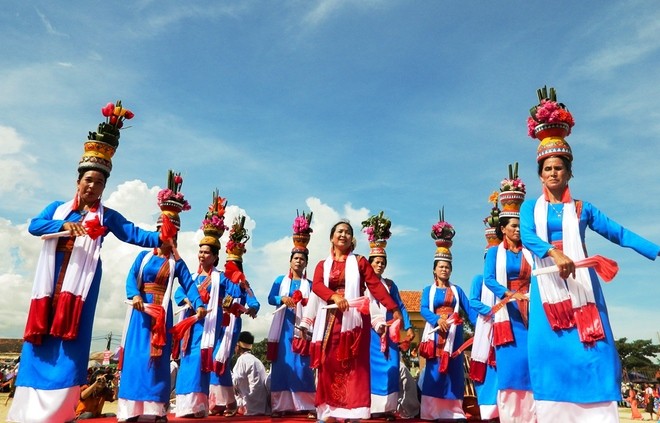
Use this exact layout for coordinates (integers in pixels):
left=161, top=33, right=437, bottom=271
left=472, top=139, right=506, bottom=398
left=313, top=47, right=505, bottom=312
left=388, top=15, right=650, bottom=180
left=173, top=285, right=187, bottom=307
left=468, top=274, right=492, bottom=316
left=389, top=282, right=412, bottom=329
left=456, top=284, right=477, bottom=325
left=419, top=285, right=438, bottom=326
left=125, top=250, right=149, bottom=299
left=312, top=260, right=335, bottom=302
left=232, top=355, right=248, bottom=393
left=104, top=208, right=160, bottom=249
left=584, top=201, right=660, bottom=260
left=175, top=259, right=205, bottom=310
left=360, top=257, right=397, bottom=311
left=521, top=198, right=660, bottom=260
left=28, top=201, right=70, bottom=235
left=267, top=275, right=285, bottom=306
left=520, top=199, right=555, bottom=258
left=483, top=247, right=508, bottom=299
left=245, top=286, right=261, bottom=313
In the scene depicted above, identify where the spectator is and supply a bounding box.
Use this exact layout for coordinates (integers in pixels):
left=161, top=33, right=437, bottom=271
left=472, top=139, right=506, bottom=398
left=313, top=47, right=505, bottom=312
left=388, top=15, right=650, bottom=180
left=644, top=383, right=657, bottom=421
left=397, top=361, right=420, bottom=419
left=232, top=331, right=270, bottom=416
left=628, top=385, right=643, bottom=420
left=74, top=370, right=116, bottom=419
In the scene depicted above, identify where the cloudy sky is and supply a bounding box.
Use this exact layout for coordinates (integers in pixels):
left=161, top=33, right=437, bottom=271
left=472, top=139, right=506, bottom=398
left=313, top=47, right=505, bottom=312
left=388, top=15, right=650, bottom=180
left=1, top=1, right=660, bottom=353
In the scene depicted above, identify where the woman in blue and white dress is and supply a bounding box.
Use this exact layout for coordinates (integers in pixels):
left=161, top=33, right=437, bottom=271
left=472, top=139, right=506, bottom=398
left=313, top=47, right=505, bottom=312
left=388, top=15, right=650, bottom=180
left=419, top=250, right=475, bottom=421
left=173, top=238, right=230, bottom=417
left=267, top=249, right=316, bottom=417
left=367, top=253, right=414, bottom=421
left=522, top=89, right=660, bottom=422
left=8, top=169, right=162, bottom=423
left=484, top=215, right=536, bottom=422
left=117, top=239, right=206, bottom=422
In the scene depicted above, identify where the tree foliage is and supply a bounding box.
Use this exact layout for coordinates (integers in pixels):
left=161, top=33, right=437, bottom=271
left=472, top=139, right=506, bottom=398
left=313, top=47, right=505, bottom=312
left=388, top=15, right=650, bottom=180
left=616, top=337, right=660, bottom=379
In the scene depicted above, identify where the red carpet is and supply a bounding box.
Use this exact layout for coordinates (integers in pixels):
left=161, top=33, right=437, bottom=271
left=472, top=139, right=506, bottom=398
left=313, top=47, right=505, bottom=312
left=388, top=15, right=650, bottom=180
left=90, top=415, right=487, bottom=422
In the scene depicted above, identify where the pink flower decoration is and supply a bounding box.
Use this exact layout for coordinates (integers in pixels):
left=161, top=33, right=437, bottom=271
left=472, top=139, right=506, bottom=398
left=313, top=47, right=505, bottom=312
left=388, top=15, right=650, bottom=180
left=101, top=102, right=115, bottom=117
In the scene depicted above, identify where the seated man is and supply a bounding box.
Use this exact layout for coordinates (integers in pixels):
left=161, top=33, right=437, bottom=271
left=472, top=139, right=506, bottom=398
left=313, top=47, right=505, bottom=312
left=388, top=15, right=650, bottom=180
left=231, top=331, right=270, bottom=416
left=75, top=369, right=117, bottom=420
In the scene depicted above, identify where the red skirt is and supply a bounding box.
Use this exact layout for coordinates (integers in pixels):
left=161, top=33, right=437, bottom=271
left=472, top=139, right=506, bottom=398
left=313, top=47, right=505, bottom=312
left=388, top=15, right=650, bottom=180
left=316, top=311, right=371, bottom=410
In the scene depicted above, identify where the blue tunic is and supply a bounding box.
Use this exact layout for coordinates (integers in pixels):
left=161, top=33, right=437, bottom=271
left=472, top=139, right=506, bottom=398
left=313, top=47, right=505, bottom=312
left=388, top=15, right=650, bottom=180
left=118, top=251, right=204, bottom=403
left=520, top=199, right=660, bottom=403
left=173, top=270, right=230, bottom=396
left=267, top=276, right=316, bottom=396
left=16, top=201, right=160, bottom=390
left=420, top=283, right=475, bottom=400
left=483, top=248, right=532, bottom=391
left=468, top=274, right=498, bottom=406
left=209, top=279, right=260, bottom=388
left=369, top=280, right=412, bottom=402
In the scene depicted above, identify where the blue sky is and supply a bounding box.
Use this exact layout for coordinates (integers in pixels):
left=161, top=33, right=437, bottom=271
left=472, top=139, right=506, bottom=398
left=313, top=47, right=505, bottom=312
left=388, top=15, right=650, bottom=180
left=1, top=1, right=659, bottom=352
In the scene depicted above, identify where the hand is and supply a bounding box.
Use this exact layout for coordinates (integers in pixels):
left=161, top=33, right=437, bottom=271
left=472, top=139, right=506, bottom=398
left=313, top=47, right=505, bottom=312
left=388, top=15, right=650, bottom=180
left=548, top=248, right=575, bottom=279
left=436, top=318, right=449, bottom=333
left=246, top=308, right=257, bottom=318
left=299, top=326, right=311, bottom=340
left=195, top=307, right=207, bottom=320
left=62, top=221, right=87, bottom=237
left=281, top=296, right=296, bottom=308
left=508, top=291, right=527, bottom=301
left=131, top=295, right=144, bottom=311
left=405, top=328, right=415, bottom=341
left=330, top=293, right=348, bottom=312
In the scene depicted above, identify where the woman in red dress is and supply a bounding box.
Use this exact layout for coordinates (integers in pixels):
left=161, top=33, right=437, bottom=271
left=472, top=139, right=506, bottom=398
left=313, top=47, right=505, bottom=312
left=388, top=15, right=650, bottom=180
left=309, top=220, right=402, bottom=422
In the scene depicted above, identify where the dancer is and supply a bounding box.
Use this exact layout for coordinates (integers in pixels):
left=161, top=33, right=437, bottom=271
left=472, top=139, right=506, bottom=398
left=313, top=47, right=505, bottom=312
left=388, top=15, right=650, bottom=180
left=361, top=211, right=414, bottom=421
left=117, top=171, right=206, bottom=422
left=8, top=102, right=164, bottom=423
left=467, top=193, right=501, bottom=421
left=521, top=86, right=660, bottom=422
left=483, top=164, right=536, bottom=422
left=308, top=220, right=403, bottom=423
left=267, top=211, right=316, bottom=418
left=173, top=190, right=230, bottom=418
left=208, top=214, right=261, bottom=417
left=419, top=210, right=476, bottom=421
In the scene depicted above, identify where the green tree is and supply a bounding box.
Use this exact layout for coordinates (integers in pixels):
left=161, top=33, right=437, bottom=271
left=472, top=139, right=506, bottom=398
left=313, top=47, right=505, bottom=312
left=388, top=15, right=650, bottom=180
left=615, top=337, right=660, bottom=379
left=229, top=338, right=269, bottom=369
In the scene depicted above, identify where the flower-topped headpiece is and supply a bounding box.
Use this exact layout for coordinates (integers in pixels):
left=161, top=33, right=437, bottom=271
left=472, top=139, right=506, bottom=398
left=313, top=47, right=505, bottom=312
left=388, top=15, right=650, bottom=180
left=199, top=189, right=228, bottom=249
left=528, top=86, right=574, bottom=163
left=361, top=211, right=392, bottom=258
left=499, top=162, right=526, bottom=219
left=484, top=191, right=501, bottom=249
left=226, top=215, right=250, bottom=262
left=292, top=210, right=313, bottom=254
left=431, top=207, right=455, bottom=262
left=78, top=100, right=135, bottom=178
left=156, top=170, right=191, bottom=235
left=158, top=170, right=191, bottom=214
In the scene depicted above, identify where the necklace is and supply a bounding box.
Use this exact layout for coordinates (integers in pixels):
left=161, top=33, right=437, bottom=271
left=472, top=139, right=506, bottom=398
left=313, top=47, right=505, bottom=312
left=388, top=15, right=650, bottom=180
left=548, top=202, right=564, bottom=219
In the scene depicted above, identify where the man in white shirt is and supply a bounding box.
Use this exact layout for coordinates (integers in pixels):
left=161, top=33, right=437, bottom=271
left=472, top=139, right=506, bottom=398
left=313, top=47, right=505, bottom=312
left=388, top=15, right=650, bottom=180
left=232, top=331, right=270, bottom=416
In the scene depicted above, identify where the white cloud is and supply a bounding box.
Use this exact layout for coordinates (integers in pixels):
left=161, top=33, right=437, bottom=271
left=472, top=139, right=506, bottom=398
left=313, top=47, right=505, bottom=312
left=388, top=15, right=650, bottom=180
left=35, top=7, right=69, bottom=37
left=0, top=126, right=25, bottom=155
left=570, top=6, right=660, bottom=77
left=0, top=184, right=396, bottom=350
left=302, top=0, right=388, bottom=27
left=0, top=125, right=40, bottom=198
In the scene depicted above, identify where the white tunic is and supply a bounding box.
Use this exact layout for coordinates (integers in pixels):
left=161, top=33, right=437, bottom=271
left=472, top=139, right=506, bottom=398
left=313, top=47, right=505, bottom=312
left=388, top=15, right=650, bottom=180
left=232, top=351, right=270, bottom=415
